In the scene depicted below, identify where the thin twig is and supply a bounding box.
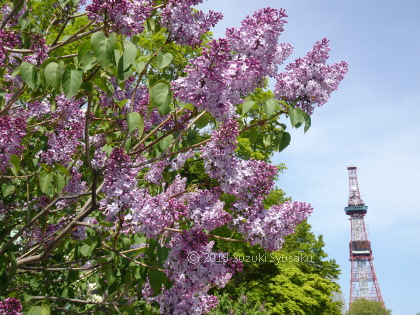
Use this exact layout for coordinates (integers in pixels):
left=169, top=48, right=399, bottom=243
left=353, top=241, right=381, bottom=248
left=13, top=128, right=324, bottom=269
left=29, top=296, right=119, bottom=305
left=164, top=228, right=243, bottom=242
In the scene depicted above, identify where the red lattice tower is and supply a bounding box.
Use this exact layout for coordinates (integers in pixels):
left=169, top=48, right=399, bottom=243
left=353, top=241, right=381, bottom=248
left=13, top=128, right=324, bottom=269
left=345, top=166, right=384, bottom=308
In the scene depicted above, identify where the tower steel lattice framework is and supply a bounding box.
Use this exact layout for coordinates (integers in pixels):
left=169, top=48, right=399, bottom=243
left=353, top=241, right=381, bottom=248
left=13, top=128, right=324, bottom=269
left=345, top=166, right=384, bottom=308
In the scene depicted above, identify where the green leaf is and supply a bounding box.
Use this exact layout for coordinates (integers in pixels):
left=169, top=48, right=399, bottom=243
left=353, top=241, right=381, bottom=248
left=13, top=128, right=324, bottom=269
left=150, top=80, right=171, bottom=115
left=20, top=62, right=38, bottom=89
left=146, top=18, right=161, bottom=33
left=79, top=244, right=91, bottom=257
left=242, top=99, right=255, bottom=115
left=179, top=103, right=194, bottom=111
left=55, top=173, right=66, bottom=193
left=157, top=246, right=169, bottom=265
left=80, top=51, right=96, bottom=71
left=195, top=114, right=209, bottom=129
left=123, top=238, right=131, bottom=250
left=62, top=68, right=83, bottom=99
left=7, top=252, right=17, bottom=281
left=28, top=303, right=51, bottom=315
left=28, top=306, right=42, bottom=315
left=149, top=269, right=165, bottom=295
left=2, top=184, right=15, bottom=197
left=248, top=128, right=259, bottom=144
left=114, top=100, right=127, bottom=110
left=77, top=40, right=91, bottom=62
left=157, top=52, right=173, bottom=69
left=134, top=234, right=146, bottom=244
left=22, top=292, right=33, bottom=302
left=40, top=304, right=51, bottom=315
left=44, top=62, right=64, bottom=90
left=289, top=107, right=304, bottom=128
left=264, top=98, right=277, bottom=117
left=263, top=135, right=272, bottom=147
left=304, top=112, right=311, bottom=133
left=134, top=61, right=145, bottom=74
left=91, top=31, right=116, bottom=67
left=39, top=170, right=54, bottom=194
left=126, top=112, right=145, bottom=136
left=117, top=41, right=137, bottom=81
left=121, top=40, right=137, bottom=70
left=81, top=81, right=93, bottom=94
left=124, top=136, right=132, bottom=151
left=159, top=134, right=174, bottom=151
left=55, top=164, right=70, bottom=177
left=10, top=154, right=20, bottom=175
left=278, top=131, right=291, bottom=152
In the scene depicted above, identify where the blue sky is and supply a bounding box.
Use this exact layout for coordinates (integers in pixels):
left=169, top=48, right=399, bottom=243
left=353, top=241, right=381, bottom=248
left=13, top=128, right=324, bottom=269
left=197, top=0, right=420, bottom=313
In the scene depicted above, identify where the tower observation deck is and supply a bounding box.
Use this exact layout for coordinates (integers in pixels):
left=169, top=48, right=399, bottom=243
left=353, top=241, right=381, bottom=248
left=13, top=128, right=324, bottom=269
left=345, top=166, right=384, bottom=308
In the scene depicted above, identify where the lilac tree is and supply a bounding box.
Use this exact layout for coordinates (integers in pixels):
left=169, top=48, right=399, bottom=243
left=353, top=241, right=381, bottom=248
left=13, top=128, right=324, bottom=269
left=0, top=0, right=347, bottom=313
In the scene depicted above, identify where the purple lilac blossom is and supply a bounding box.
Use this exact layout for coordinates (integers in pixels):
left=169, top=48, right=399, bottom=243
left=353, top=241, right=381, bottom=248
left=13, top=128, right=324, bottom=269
left=201, top=119, right=313, bottom=251
left=86, top=0, right=153, bottom=36
left=0, top=1, right=26, bottom=28
left=161, top=0, right=222, bottom=47
left=0, top=30, right=19, bottom=67
left=187, top=188, right=231, bottom=230
left=170, top=150, right=194, bottom=170
left=0, top=117, right=26, bottom=173
left=225, top=7, right=292, bottom=77
left=172, top=39, right=263, bottom=121
left=101, top=148, right=141, bottom=220
left=157, top=285, right=219, bottom=315
left=243, top=201, right=313, bottom=251
left=158, top=228, right=241, bottom=314
left=275, top=38, right=349, bottom=114
left=0, top=298, right=23, bottom=315
left=145, top=160, right=168, bottom=185
left=127, top=175, right=188, bottom=237
left=40, top=95, right=85, bottom=166
left=173, top=7, right=293, bottom=121
left=23, top=34, right=49, bottom=65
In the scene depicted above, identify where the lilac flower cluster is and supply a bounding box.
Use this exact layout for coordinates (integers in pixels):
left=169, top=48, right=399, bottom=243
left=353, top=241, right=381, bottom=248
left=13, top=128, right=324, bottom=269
left=188, top=188, right=230, bottom=231
left=0, top=116, right=26, bottom=173
left=226, top=7, right=292, bottom=77
left=170, top=150, right=194, bottom=170
left=0, top=1, right=26, bottom=28
left=201, top=119, right=312, bottom=252
left=161, top=0, right=223, bottom=47
left=158, top=229, right=241, bottom=314
left=275, top=38, right=349, bottom=114
left=172, top=7, right=292, bottom=121
left=0, top=30, right=19, bottom=67
left=244, top=201, right=313, bottom=251
left=40, top=95, right=85, bottom=166
left=200, top=118, right=239, bottom=179
left=0, top=298, right=22, bottom=315
left=231, top=159, right=278, bottom=217
left=55, top=168, right=88, bottom=210
left=201, top=119, right=277, bottom=206
left=86, top=0, right=153, bottom=36
left=101, top=148, right=141, bottom=220
left=157, top=286, right=219, bottom=315
left=173, top=39, right=263, bottom=121
left=145, top=160, right=168, bottom=185
left=23, top=34, right=49, bottom=65
left=42, top=127, right=83, bottom=165
left=127, top=175, right=188, bottom=237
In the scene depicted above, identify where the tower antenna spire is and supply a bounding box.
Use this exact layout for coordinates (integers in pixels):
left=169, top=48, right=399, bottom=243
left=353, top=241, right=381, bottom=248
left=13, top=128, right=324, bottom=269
left=345, top=166, right=384, bottom=309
